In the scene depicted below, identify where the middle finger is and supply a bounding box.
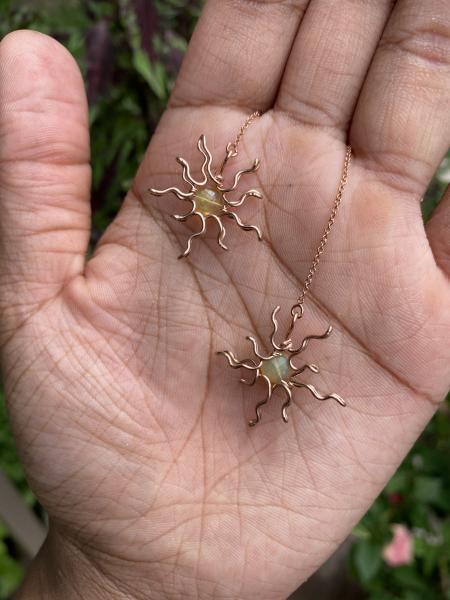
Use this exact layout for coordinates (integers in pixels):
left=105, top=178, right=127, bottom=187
left=275, top=0, right=394, bottom=139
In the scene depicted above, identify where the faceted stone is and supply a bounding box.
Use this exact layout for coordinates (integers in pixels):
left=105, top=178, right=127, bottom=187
left=194, top=188, right=223, bottom=216
left=260, top=354, right=292, bottom=385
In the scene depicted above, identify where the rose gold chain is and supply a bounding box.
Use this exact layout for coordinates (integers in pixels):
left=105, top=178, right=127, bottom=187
left=219, top=114, right=351, bottom=318
left=294, top=146, right=352, bottom=314
left=217, top=111, right=261, bottom=178
left=229, top=110, right=261, bottom=156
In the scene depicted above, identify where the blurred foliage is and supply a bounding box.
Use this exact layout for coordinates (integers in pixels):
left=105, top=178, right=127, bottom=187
left=0, top=392, right=34, bottom=505
left=0, top=392, right=25, bottom=599
left=349, top=396, right=450, bottom=599
left=0, top=1, right=449, bottom=599
left=423, top=157, right=450, bottom=222
left=0, top=524, right=23, bottom=600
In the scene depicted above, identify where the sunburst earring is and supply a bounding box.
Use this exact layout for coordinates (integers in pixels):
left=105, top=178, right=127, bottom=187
left=149, top=112, right=262, bottom=258
left=218, top=146, right=352, bottom=426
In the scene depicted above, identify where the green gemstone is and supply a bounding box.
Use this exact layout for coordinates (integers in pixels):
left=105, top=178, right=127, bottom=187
left=194, top=188, right=223, bottom=216
left=260, top=354, right=292, bottom=385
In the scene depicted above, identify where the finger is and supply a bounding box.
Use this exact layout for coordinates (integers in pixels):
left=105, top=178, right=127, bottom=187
left=170, top=0, right=310, bottom=111
left=351, top=0, right=450, bottom=197
left=275, top=0, right=394, bottom=137
left=427, top=191, right=450, bottom=276
left=0, top=31, right=91, bottom=331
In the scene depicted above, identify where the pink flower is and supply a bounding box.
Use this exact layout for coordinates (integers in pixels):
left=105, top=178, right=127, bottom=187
left=382, top=524, right=414, bottom=567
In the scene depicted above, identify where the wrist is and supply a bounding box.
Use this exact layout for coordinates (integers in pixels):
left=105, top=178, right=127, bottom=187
left=15, top=527, right=130, bottom=600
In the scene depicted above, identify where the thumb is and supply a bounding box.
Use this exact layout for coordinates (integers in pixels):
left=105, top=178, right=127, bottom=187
left=0, top=30, right=91, bottom=335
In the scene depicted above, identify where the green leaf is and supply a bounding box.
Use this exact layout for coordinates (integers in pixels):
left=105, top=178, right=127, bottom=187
left=353, top=540, right=383, bottom=583
left=414, top=537, right=441, bottom=576
left=385, top=470, right=409, bottom=494
left=392, top=566, right=429, bottom=593
left=403, top=592, right=430, bottom=600
left=132, top=49, right=166, bottom=99
left=0, top=552, right=23, bottom=598
left=412, top=477, right=443, bottom=505
left=352, top=523, right=371, bottom=540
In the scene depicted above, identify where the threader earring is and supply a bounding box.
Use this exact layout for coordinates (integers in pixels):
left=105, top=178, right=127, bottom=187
left=149, top=112, right=262, bottom=258
left=149, top=112, right=352, bottom=426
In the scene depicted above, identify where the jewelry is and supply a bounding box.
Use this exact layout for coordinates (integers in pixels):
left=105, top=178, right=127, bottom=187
left=218, top=147, right=352, bottom=426
left=149, top=112, right=263, bottom=258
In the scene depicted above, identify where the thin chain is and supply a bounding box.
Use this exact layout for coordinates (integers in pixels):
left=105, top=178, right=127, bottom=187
left=295, top=146, right=352, bottom=310
left=217, top=111, right=261, bottom=178
left=229, top=110, right=261, bottom=156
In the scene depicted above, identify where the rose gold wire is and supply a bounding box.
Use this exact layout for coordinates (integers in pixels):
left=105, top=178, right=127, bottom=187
left=295, top=146, right=352, bottom=311
left=149, top=112, right=263, bottom=257
left=217, top=302, right=346, bottom=426
left=218, top=145, right=353, bottom=425
left=217, top=111, right=261, bottom=179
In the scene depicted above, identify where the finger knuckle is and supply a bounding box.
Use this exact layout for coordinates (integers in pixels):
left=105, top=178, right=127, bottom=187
left=227, top=0, right=308, bottom=17
left=381, top=24, right=450, bottom=69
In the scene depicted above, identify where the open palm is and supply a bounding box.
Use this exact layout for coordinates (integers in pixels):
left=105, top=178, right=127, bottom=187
left=1, top=2, right=450, bottom=599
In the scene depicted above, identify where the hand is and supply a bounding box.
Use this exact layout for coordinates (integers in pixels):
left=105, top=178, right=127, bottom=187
left=1, top=2, right=450, bottom=598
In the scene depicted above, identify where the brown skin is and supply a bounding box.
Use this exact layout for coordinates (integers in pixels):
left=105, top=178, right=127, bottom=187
left=1, top=0, right=450, bottom=598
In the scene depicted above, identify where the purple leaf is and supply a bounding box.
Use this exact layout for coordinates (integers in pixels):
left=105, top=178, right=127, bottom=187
left=86, top=20, right=113, bottom=104
left=132, top=0, right=159, bottom=59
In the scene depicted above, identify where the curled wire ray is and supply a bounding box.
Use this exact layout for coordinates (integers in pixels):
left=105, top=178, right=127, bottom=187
left=270, top=306, right=282, bottom=350
left=289, top=362, right=319, bottom=375
left=217, top=351, right=261, bottom=371
left=176, top=156, right=204, bottom=188
left=219, top=306, right=345, bottom=425
left=292, top=381, right=346, bottom=406
left=198, top=135, right=221, bottom=185
left=241, top=370, right=258, bottom=386
left=219, top=160, right=260, bottom=193
left=289, top=326, right=333, bottom=356
left=225, top=211, right=262, bottom=240
left=179, top=215, right=206, bottom=258
left=149, top=131, right=263, bottom=257
left=280, top=382, right=293, bottom=423
left=246, top=336, right=272, bottom=360
left=223, top=189, right=262, bottom=208
left=248, top=375, right=272, bottom=427
left=210, top=215, right=228, bottom=250
left=150, top=186, right=192, bottom=200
